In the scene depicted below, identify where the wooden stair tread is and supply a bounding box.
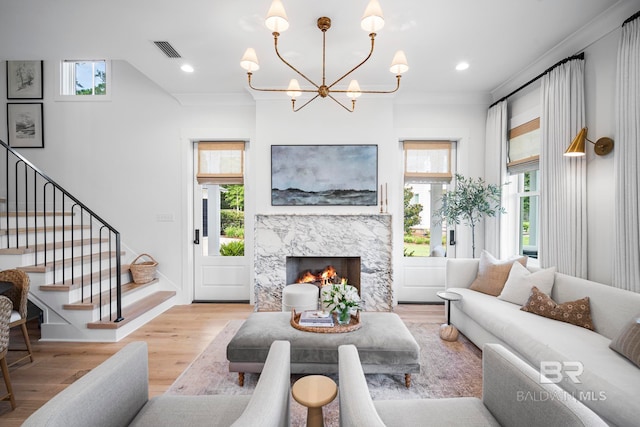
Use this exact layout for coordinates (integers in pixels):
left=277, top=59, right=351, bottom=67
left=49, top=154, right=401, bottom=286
left=0, top=211, right=74, bottom=218
left=63, top=279, right=159, bottom=310
left=18, top=251, right=124, bottom=273
left=39, top=265, right=132, bottom=291
left=87, top=291, right=176, bottom=329
left=0, top=238, right=108, bottom=255
left=1, top=224, right=89, bottom=235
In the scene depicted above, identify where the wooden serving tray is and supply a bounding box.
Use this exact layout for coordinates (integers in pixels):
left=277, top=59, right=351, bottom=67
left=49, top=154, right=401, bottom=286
left=290, top=309, right=362, bottom=333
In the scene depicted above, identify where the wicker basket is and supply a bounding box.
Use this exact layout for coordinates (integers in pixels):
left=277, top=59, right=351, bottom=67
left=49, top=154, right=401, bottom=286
left=130, top=253, right=158, bottom=284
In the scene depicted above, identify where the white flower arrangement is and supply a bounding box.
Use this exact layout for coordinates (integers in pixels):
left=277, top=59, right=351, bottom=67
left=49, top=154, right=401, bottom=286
left=322, top=279, right=361, bottom=315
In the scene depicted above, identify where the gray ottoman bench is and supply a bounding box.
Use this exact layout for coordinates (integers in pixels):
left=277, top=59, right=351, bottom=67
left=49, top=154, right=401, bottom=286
left=227, top=312, right=420, bottom=387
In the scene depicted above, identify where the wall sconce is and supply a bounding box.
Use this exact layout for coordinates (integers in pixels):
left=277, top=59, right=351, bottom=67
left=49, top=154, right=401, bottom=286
left=564, top=127, right=614, bottom=157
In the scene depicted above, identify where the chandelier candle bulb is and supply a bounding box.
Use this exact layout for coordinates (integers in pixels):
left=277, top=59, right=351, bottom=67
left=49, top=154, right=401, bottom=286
left=240, top=48, right=259, bottom=72
left=265, top=0, right=289, bottom=33
left=346, top=80, right=362, bottom=98
left=361, top=0, right=385, bottom=33
left=390, top=50, right=409, bottom=75
left=286, top=79, right=302, bottom=98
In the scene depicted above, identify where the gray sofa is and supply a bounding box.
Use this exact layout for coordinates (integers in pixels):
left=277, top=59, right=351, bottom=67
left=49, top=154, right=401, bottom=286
left=339, top=343, right=607, bottom=427
left=21, top=340, right=291, bottom=427
left=446, top=258, right=640, bottom=427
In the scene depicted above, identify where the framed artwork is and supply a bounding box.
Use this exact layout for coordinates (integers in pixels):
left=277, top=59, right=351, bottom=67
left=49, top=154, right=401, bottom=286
left=271, top=144, right=378, bottom=206
left=7, top=103, right=44, bottom=148
left=6, top=60, right=43, bottom=99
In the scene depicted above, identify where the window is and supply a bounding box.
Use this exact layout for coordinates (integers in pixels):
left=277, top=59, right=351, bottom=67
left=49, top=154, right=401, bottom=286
left=508, top=119, right=540, bottom=258
left=403, top=141, right=454, bottom=257
left=197, top=142, right=245, bottom=256
left=517, top=171, right=539, bottom=258
left=59, top=60, right=110, bottom=98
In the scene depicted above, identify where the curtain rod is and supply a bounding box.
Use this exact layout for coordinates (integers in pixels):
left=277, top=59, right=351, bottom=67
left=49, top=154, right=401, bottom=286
left=623, top=10, right=640, bottom=26
left=488, top=52, right=585, bottom=109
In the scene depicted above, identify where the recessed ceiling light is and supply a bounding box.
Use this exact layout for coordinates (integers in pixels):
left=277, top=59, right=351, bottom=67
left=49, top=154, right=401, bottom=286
left=181, top=64, right=194, bottom=73
left=455, top=62, right=470, bottom=71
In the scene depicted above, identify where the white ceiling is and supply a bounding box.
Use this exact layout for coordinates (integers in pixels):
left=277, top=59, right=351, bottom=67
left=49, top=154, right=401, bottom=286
left=0, top=0, right=628, bottom=102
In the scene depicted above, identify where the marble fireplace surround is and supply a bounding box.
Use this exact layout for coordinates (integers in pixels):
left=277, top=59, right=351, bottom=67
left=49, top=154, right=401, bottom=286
left=254, top=214, right=393, bottom=311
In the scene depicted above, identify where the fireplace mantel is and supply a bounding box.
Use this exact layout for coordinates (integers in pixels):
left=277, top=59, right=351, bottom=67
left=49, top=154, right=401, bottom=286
left=254, top=214, right=393, bottom=311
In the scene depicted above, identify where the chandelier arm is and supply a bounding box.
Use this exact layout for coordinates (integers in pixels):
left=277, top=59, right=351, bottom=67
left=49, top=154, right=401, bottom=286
left=293, top=94, right=321, bottom=112
left=273, top=33, right=320, bottom=89
left=327, top=93, right=355, bottom=112
left=327, top=34, right=376, bottom=90
left=247, top=73, right=319, bottom=93
left=332, top=75, right=402, bottom=95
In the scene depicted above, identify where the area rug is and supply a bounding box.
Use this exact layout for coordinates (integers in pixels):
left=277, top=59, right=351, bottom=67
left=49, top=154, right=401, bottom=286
left=167, top=320, right=482, bottom=427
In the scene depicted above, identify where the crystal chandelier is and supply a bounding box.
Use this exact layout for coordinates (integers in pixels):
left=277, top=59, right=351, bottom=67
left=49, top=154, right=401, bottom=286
left=240, top=0, right=409, bottom=112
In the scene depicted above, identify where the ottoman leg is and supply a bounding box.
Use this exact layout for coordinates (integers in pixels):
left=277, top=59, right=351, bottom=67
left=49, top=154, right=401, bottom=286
left=405, top=374, right=411, bottom=388
left=238, top=372, right=245, bottom=387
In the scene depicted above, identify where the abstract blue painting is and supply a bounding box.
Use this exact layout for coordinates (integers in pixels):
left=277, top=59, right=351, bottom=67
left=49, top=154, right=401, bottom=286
left=271, top=145, right=378, bottom=206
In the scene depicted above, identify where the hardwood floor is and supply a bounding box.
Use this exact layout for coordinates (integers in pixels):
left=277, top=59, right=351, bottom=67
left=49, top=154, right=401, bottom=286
left=0, top=302, right=445, bottom=426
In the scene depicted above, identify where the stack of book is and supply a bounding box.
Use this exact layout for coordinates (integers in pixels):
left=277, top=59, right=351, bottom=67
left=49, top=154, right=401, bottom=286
left=299, top=310, right=334, bottom=328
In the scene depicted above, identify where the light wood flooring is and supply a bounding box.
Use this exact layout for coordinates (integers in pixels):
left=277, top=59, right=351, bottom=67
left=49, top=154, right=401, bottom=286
left=0, top=302, right=445, bottom=426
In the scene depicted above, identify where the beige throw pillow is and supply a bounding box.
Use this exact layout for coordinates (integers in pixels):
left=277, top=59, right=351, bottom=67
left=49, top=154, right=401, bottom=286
left=469, top=250, right=527, bottom=296
left=609, top=314, right=640, bottom=368
left=498, top=263, right=556, bottom=305
left=521, top=286, right=595, bottom=331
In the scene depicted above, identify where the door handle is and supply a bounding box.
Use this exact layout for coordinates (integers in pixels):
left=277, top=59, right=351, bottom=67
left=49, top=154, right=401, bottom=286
left=194, top=229, right=200, bottom=245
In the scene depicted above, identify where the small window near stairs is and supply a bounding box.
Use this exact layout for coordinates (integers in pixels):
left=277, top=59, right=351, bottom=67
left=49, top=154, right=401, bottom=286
left=57, top=60, right=111, bottom=100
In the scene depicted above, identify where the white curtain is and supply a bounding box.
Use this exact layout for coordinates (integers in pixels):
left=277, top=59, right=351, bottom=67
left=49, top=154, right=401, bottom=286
left=484, top=100, right=509, bottom=257
left=539, top=58, right=587, bottom=277
left=613, top=16, right=640, bottom=293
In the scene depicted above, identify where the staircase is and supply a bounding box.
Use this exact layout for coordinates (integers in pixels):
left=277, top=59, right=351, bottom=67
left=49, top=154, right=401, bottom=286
left=0, top=140, right=176, bottom=342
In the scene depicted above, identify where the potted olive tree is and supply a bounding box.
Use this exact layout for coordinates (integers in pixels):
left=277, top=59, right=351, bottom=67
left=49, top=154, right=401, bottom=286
left=434, top=174, right=505, bottom=258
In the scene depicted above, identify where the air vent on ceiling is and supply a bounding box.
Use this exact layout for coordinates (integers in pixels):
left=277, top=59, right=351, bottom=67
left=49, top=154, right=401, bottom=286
left=153, top=41, right=182, bottom=58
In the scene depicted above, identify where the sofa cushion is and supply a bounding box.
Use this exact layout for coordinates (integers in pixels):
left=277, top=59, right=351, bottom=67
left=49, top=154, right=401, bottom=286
left=521, top=286, right=594, bottom=331
left=469, top=250, right=527, bottom=296
left=498, top=263, right=556, bottom=305
left=129, top=395, right=251, bottom=427
left=609, top=314, right=640, bottom=368
left=374, top=398, right=500, bottom=427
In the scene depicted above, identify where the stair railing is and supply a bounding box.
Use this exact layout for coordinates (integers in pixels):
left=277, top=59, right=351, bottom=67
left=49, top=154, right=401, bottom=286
left=1, top=139, right=123, bottom=323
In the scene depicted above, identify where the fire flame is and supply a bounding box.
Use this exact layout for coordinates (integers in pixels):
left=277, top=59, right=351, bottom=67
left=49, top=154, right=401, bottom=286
left=296, top=265, right=341, bottom=285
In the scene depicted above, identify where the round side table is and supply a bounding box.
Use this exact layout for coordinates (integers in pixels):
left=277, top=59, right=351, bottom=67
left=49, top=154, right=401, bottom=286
left=291, top=375, right=337, bottom=427
left=436, top=291, right=462, bottom=342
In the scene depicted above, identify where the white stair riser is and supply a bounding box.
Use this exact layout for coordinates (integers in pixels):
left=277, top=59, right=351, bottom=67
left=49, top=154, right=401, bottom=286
left=0, top=229, right=107, bottom=247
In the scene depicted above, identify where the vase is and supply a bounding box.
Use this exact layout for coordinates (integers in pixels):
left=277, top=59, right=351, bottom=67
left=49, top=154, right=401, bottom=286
left=336, top=309, right=351, bottom=325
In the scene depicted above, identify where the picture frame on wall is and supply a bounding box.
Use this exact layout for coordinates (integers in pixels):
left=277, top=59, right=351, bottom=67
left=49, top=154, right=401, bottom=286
left=7, top=103, right=44, bottom=148
left=6, top=60, right=43, bottom=99
left=271, top=144, right=378, bottom=206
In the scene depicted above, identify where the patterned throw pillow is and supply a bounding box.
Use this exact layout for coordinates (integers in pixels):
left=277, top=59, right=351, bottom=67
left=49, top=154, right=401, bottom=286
left=609, top=314, right=640, bottom=367
left=521, top=286, right=595, bottom=331
left=469, top=250, right=527, bottom=296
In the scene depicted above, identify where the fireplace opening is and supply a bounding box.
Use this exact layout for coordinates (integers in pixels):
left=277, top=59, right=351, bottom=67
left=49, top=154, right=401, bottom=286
left=286, top=256, right=361, bottom=293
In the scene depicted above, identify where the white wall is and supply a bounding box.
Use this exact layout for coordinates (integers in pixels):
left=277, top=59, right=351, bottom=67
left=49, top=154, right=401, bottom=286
left=583, top=28, right=618, bottom=285
left=0, top=57, right=491, bottom=303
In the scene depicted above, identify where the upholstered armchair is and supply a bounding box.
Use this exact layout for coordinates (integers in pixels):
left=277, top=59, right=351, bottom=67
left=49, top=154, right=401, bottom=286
left=0, top=269, right=34, bottom=367
left=0, top=295, right=16, bottom=409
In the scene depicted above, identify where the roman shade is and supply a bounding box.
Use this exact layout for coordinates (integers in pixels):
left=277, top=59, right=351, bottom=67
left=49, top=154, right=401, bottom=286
left=197, top=142, right=244, bottom=184
left=507, top=118, right=540, bottom=175
left=403, top=141, right=452, bottom=182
